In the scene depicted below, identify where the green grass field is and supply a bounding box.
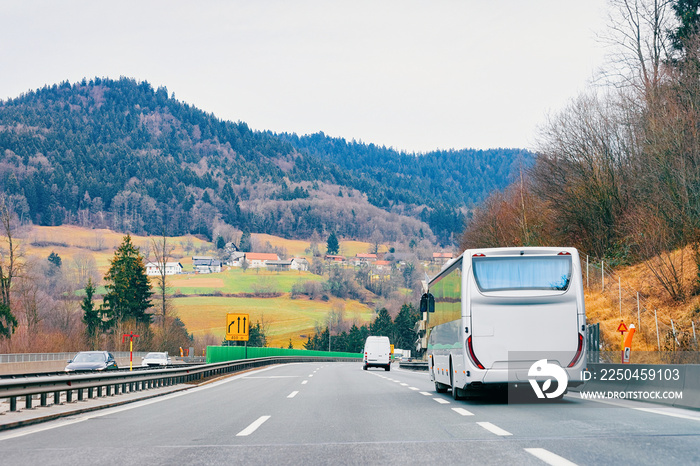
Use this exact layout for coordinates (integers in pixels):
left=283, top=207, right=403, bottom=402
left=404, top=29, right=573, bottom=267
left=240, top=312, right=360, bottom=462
left=167, top=268, right=372, bottom=347
left=167, top=268, right=326, bottom=294
left=175, top=294, right=374, bottom=348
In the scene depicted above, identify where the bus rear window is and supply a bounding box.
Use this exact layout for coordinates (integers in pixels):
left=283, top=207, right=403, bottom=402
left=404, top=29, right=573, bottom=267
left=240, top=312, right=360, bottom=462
left=473, top=255, right=572, bottom=292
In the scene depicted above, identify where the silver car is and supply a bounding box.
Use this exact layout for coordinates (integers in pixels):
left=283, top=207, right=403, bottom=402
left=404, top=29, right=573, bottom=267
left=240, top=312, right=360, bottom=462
left=141, top=352, right=171, bottom=367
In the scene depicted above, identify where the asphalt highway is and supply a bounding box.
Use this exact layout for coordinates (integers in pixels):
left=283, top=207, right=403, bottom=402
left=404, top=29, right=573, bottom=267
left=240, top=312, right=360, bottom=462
left=0, top=362, right=697, bottom=465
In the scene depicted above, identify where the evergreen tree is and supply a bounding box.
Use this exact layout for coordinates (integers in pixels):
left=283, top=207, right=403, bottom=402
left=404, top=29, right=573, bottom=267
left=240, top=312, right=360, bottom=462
left=370, top=308, right=393, bottom=337
left=347, top=323, right=369, bottom=353
left=102, top=234, right=153, bottom=326
left=239, top=231, right=252, bottom=252
left=393, top=303, right=420, bottom=350
left=81, top=279, right=100, bottom=349
left=47, top=251, right=62, bottom=268
left=326, top=232, right=339, bottom=255
left=248, top=321, right=267, bottom=347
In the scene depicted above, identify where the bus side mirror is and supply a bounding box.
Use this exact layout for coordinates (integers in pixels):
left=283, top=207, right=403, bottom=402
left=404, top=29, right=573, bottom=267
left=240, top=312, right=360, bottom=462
left=420, top=293, right=435, bottom=313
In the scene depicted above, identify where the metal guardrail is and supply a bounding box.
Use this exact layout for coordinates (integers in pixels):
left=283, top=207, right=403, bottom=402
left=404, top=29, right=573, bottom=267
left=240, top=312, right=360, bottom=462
left=0, top=356, right=358, bottom=413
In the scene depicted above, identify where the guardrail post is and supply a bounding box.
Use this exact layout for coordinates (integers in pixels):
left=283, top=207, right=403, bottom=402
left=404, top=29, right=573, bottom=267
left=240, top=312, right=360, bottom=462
left=54, top=391, right=60, bottom=405
left=87, top=387, right=94, bottom=399
left=97, top=386, right=103, bottom=397
left=66, top=390, right=73, bottom=403
left=77, top=388, right=84, bottom=401
left=9, top=397, right=16, bottom=411
left=40, top=392, right=47, bottom=407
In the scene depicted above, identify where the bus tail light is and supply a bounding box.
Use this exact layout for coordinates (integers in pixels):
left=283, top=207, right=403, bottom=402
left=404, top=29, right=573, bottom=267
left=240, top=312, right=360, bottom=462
left=472, top=253, right=485, bottom=257
left=467, top=336, right=484, bottom=370
left=558, top=252, right=571, bottom=255
left=567, top=333, right=584, bottom=367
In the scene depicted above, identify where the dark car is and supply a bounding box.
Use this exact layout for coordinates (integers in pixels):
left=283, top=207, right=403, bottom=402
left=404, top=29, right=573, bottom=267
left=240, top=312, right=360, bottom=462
left=65, top=351, right=118, bottom=372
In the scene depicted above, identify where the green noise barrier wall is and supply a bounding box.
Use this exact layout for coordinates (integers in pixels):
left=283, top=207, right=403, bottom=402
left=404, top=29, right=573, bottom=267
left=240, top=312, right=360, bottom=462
left=206, top=346, right=362, bottom=364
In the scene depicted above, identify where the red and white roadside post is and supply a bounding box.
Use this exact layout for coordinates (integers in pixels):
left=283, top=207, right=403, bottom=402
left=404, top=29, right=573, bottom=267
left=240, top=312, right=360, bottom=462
left=122, top=332, right=140, bottom=371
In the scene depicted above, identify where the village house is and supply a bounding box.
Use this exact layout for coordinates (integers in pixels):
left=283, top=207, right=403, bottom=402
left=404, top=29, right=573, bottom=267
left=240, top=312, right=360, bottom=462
left=226, top=251, right=246, bottom=267
left=373, top=260, right=391, bottom=271
left=432, top=252, right=453, bottom=264
left=352, top=253, right=377, bottom=266
left=145, top=262, right=183, bottom=276
left=290, top=257, right=310, bottom=271
left=192, top=256, right=223, bottom=274
left=244, top=252, right=280, bottom=268
left=266, top=260, right=292, bottom=272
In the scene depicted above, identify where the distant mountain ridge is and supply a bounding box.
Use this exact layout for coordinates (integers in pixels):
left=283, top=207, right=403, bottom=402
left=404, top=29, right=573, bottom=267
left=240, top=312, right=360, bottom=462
left=276, top=132, right=533, bottom=209
left=0, top=77, right=534, bottom=246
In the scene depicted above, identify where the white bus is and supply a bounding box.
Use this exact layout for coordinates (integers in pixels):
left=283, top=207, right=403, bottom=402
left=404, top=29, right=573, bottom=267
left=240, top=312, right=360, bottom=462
left=421, top=247, right=586, bottom=399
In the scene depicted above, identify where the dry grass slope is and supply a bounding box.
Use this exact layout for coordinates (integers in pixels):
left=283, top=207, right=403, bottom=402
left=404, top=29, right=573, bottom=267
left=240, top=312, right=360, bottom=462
left=584, top=246, right=700, bottom=354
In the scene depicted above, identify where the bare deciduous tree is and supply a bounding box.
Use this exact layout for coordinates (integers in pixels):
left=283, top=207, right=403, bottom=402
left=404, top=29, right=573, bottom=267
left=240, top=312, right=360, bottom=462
left=533, top=91, right=637, bottom=257
left=598, top=0, right=674, bottom=99
left=0, top=194, right=22, bottom=339
left=151, top=232, right=176, bottom=348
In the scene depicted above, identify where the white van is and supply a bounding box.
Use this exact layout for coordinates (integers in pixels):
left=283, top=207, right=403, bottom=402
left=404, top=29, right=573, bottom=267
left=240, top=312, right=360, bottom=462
left=363, top=336, right=391, bottom=371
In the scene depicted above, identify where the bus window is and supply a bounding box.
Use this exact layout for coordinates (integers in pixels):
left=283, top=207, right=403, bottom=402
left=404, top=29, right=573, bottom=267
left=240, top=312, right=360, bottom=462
left=473, top=255, right=572, bottom=292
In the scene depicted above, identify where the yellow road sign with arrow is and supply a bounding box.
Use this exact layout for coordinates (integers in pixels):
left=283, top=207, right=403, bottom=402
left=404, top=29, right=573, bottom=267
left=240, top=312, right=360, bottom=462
left=226, top=313, right=249, bottom=341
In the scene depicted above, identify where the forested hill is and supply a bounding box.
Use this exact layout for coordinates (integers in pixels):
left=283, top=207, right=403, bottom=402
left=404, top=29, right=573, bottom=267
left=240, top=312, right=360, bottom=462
left=276, top=132, right=534, bottom=209
left=0, top=77, right=533, bottom=245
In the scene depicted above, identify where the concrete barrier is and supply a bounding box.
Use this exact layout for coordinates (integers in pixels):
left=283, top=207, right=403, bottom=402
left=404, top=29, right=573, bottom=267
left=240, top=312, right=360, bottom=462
left=398, top=361, right=428, bottom=371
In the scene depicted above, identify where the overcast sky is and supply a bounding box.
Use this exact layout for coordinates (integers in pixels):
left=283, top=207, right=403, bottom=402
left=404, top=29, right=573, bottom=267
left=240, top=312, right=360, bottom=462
left=1, top=1, right=610, bottom=153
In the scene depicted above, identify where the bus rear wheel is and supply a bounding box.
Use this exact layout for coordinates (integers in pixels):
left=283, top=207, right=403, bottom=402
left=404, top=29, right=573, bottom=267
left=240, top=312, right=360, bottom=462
left=435, top=382, right=448, bottom=393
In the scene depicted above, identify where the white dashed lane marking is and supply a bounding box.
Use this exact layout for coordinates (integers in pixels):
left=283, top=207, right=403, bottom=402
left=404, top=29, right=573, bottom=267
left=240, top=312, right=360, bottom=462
left=236, top=416, right=271, bottom=436
left=524, top=448, right=578, bottom=466
left=476, top=421, right=511, bottom=436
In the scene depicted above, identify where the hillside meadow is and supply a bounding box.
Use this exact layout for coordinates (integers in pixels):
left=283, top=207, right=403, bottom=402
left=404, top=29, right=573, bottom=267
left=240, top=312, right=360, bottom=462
left=18, top=225, right=378, bottom=348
